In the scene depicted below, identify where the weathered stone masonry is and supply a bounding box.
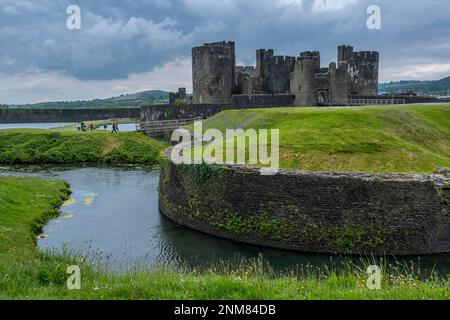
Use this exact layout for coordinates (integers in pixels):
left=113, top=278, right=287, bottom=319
left=140, top=95, right=294, bottom=122
left=159, top=158, right=450, bottom=255
left=192, top=41, right=380, bottom=107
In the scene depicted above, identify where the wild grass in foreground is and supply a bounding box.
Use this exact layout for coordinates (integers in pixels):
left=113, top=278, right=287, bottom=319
left=0, top=176, right=448, bottom=300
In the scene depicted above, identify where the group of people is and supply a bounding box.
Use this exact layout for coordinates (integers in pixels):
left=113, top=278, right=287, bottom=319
left=110, top=123, right=120, bottom=133
left=76, top=122, right=120, bottom=133
left=76, top=122, right=94, bottom=132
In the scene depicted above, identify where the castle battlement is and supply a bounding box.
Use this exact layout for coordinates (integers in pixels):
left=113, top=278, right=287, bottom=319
left=352, top=51, right=380, bottom=61
left=202, top=41, right=235, bottom=47
left=270, top=55, right=296, bottom=65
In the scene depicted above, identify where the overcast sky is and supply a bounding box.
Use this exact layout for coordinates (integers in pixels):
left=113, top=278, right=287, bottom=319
left=0, top=0, right=449, bottom=104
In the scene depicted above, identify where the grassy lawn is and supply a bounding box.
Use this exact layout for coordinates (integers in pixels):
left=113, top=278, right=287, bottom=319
left=196, top=104, right=450, bottom=174
left=0, top=176, right=448, bottom=300
left=0, top=130, right=167, bottom=165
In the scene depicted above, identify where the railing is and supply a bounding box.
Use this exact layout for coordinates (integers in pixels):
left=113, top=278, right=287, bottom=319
left=136, top=117, right=203, bottom=134
left=347, top=99, right=406, bottom=106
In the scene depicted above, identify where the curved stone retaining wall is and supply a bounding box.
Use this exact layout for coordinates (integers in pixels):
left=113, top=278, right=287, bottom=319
left=159, top=159, right=450, bottom=255
left=0, top=108, right=140, bottom=123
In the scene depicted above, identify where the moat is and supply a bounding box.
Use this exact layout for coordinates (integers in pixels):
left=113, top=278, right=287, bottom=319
left=1, top=166, right=449, bottom=276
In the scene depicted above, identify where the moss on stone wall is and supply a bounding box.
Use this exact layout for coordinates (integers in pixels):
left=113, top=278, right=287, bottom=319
left=209, top=211, right=389, bottom=251
left=211, top=213, right=288, bottom=241
left=177, top=163, right=226, bottom=185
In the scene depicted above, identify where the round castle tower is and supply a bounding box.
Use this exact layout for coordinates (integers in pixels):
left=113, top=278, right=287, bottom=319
left=291, top=57, right=318, bottom=106
left=192, top=41, right=236, bottom=104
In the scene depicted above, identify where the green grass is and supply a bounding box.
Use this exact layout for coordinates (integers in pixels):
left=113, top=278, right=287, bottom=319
left=0, top=176, right=448, bottom=300
left=194, top=104, right=450, bottom=174
left=0, top=130, right=168, bottom=165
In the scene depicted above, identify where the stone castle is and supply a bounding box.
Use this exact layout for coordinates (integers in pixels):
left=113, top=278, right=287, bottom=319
left=191, top=41, right=379, bottom=106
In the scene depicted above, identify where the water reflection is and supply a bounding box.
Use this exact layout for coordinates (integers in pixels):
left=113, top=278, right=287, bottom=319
left=0, top=123, right=74, bottom=130
left=0, top=122, right=136, bottom=132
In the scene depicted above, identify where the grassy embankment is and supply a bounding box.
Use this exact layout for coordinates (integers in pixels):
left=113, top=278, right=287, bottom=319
left=195, top=104, right=450, bottom=174
left=0, top=176, right=448, bottom=300
left=0, top=129, right=167, bottom=165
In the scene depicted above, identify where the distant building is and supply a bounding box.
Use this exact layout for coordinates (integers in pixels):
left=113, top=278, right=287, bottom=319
left=169, top=88, right=187, bottom=104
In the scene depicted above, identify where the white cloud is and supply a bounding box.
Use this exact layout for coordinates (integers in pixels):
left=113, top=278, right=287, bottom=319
left=2, top=5, right=20, bottom=15
left=0, top=0, right=449, bottom=103
left=311, top=0, right=358, bottom=13
left=0, top=59, right=192, bottom=104
left=381, top=63, right=450, bottom=82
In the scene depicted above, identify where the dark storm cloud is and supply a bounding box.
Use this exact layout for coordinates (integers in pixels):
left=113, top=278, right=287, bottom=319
left=0, top=0, right=449, bottom=81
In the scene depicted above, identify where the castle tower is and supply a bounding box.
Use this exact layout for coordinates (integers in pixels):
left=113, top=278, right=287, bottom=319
left=256, top=49, right=274, bottom=78
left=192, top=41, right=236, bottom=104
left=338, top=45, right=354, bottom=64
left=329, top=62, right=349, bottom=105
left=337, top=45, right=379, bottom=97
left=300, top=51, right=321, bottom=73
left=256, top=49, right=296, bottom=94
left=290, top=58, right=318, bottom=107
left=348, top=51, right=379, bottom=96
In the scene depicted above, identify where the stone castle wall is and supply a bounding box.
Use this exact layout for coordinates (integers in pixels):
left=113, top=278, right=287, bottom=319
left=264, top=55, right=296, bottom=94
left=159, top=158, right=450, bottom=255
left=348, top=51, right=379, bottom=96
left=141, top=95, right=294, bottom=122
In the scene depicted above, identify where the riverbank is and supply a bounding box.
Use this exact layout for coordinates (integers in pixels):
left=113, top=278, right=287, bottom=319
left=0, top=176, right=448, bottom=300
left=51, top=118, right=139, bottom=131
left=0, top=130, right=167, bottom=165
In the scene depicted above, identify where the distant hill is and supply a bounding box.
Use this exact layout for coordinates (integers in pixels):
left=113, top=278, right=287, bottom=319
left=10, top=90, right=170, bottom=109
left=379, top=76, right=450, bottom=96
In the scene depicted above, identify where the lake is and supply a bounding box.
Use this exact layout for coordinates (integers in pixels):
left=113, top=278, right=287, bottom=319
left=0, top=123, right=74, bottom=130
left=0, top=123, right=137, bottom=132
